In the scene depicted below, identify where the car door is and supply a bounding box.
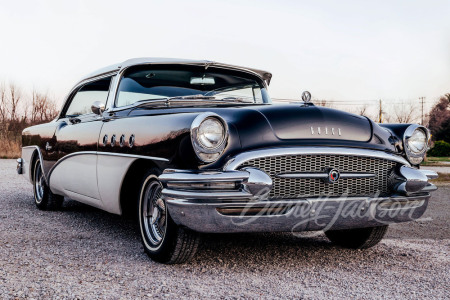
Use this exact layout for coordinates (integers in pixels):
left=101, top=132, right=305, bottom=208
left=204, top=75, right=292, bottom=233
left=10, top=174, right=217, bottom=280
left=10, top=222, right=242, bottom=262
left=49, top=76, right=113, bottom=207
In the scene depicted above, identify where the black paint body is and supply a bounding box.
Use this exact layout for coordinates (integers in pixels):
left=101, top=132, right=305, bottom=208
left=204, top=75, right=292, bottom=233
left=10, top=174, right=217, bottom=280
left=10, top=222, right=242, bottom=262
left=23, top=102, right=405, bottom=176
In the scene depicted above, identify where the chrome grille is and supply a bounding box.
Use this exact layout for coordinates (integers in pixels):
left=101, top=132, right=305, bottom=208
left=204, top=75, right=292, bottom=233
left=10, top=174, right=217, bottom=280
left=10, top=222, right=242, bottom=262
left=239, top=155, right=397, bottom=199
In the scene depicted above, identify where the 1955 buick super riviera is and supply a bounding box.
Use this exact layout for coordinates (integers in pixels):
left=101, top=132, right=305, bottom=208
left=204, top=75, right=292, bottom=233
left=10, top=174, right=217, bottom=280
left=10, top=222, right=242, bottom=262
left=18, top=58, right=438, bottom=263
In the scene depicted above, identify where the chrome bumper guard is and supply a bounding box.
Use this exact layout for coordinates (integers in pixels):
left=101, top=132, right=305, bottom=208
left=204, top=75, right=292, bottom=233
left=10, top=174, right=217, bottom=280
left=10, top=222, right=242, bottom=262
left=16, top=158, right=24, bottom=174
left=159, top=167, right=438, bottom=233
left=394, top=166, right=438, bottom=195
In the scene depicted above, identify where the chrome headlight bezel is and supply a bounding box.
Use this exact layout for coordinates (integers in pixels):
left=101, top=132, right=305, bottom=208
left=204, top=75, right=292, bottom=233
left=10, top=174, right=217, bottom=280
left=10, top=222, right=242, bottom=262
left=191, top=112, right=229, bottom=163
left=403, top=125, right=429, bottom=165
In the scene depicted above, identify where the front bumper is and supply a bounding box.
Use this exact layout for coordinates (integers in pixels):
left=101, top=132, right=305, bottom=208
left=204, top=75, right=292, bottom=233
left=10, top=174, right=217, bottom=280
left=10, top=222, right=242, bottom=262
left=159, top=165, right=438, bottom=233
left=164, top=194, right=430, bottom=233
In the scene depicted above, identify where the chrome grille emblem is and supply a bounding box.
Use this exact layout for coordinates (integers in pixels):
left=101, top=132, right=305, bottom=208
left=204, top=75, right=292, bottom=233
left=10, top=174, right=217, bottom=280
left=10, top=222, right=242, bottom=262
left=327, top=168, right=340, bottom=183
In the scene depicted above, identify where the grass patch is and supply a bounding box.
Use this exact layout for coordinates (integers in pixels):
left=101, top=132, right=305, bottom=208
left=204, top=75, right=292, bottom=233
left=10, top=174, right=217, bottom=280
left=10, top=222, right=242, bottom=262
left=430, top=172, right=450, bottom=183
left=422, top=156, right=450, bottom=166
left=0, top=139, right=21, bottom=159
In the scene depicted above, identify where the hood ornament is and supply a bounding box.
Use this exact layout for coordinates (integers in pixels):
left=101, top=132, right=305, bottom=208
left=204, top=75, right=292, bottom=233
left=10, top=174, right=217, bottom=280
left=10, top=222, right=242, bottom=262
left=301, top=91, right=311, bottom=103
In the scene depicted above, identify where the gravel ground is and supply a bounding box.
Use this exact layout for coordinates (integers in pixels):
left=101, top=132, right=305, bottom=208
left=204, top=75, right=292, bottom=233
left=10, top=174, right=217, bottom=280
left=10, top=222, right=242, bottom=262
left=0, top=159, right=449, bottom=299
left=422, top=166, right=450, bottom=174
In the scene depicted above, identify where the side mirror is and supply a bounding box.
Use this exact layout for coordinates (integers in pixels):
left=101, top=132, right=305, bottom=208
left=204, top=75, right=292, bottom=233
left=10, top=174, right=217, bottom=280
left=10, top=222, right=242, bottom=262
left=91, top=101, right=105, bottom=115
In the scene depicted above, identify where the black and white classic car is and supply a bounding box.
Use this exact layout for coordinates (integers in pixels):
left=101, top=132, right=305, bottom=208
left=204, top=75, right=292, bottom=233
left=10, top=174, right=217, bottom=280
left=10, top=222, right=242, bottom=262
left=18, top=58, right=438, bottom=263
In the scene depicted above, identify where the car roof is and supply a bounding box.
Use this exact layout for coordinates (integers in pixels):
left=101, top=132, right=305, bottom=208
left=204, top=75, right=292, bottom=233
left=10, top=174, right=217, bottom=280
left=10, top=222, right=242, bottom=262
left=83, top=57, right=272, bottom=85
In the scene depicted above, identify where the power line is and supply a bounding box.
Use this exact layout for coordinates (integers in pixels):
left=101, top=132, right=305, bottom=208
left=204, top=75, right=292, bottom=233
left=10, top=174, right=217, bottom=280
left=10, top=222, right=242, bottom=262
left=271, top=98, right=435, bottom=104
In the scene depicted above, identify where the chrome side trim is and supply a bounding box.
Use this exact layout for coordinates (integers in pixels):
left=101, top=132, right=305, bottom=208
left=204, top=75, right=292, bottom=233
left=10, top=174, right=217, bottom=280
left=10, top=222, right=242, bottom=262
left=22, top=146, right=47, bottom=183
left=47, top=151, right=169, bottom=185
left=276, top=172, right=376, bottom=179
left=224, top=147, right=411, bottom=171
left=97, top=152, right=169, bottom=162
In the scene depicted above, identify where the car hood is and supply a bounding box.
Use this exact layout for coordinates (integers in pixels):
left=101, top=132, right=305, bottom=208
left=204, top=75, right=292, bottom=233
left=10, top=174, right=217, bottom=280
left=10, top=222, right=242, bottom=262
left=127, top=102, right=394, bottom=169
left=242, top=104, right=372, bottom=142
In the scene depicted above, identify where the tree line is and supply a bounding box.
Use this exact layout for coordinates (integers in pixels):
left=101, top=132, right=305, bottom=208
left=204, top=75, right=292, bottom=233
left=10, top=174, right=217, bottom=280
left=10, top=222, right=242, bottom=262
left=0, top=82, right=60, bottom=158
left=0, top=82, right=59, bottom=132
left=0, top=80, right=448, bottom=157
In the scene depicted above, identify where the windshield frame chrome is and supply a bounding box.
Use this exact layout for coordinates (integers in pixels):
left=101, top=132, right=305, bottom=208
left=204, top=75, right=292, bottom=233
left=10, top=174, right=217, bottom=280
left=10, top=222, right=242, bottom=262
left=105, top=63, right=271, bottom=113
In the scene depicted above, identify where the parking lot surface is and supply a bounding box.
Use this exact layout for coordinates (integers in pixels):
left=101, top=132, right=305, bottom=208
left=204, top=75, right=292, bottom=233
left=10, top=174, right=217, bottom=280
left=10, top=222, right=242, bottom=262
left=0, top=159, right=449, bottom=299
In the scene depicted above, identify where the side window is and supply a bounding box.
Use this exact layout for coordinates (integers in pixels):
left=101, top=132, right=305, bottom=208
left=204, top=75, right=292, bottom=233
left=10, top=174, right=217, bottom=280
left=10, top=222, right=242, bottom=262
left=65, top=77, right=112, bottom=117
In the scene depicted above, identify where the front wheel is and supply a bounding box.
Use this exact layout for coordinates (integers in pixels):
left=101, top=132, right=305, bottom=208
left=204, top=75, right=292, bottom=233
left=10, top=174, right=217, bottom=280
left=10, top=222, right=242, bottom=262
left=325, top=225, right=388, bottom=249
left=33, top=158, right=64, bottom=210
left=138, top=170, right=200, bottom=264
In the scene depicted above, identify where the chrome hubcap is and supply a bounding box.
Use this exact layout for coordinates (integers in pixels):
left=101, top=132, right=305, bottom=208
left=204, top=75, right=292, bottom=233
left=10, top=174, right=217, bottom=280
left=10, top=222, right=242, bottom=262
left=142, top=181, right=166, bottom=246
left=35, top=165, right=44, bottom=203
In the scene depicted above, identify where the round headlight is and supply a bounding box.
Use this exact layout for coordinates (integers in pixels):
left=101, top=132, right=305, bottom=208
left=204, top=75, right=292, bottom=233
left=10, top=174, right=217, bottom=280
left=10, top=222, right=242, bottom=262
left=407, top=129, right=427, bottom=154
left=403, top=125, right=429, bottom=165
left=191, top=113, right=229, bottom=163
left=197, top=118, right=225, bottom=149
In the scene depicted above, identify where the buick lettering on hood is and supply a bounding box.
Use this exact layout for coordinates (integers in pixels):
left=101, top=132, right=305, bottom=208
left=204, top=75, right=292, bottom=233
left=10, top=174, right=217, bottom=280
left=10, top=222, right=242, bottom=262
left=17, top=58, right=438, bottom=264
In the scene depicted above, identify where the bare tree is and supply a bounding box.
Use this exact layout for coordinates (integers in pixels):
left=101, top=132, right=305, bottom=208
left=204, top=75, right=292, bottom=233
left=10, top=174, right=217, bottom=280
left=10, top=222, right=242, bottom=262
left=386, top=100, right=419, bottom=123
left=316, top=99, right=333, bottom=108
left=7, top=83, right=23, bottom=124
left=30, top=88, right=59, bottom=123
left=0, top=82, right=6, bottom=124
left=357, top=104, right=369, bottom=116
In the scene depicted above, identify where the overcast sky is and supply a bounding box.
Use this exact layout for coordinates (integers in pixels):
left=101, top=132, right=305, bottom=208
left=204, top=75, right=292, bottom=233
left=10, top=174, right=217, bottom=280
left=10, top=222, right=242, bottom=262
left=0, top=0, right=449, bottom=110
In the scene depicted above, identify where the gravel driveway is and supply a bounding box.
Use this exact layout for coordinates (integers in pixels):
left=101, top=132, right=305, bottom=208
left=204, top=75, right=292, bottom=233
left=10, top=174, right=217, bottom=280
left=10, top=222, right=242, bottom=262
left=422, top=166, right=450, bottom=174
left=0, top=159, right=449, bottom=299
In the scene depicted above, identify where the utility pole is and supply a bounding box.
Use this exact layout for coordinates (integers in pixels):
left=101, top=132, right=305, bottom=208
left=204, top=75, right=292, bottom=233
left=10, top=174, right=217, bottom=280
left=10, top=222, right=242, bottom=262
left=419, top=97, right=425, bottom=125
left=378, top=99, right=383, bottom=123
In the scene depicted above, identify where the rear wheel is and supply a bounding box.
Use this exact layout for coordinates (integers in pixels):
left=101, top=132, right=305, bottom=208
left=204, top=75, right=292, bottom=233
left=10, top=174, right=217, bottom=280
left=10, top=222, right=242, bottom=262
left=138, top=170, right=200, bottom=264
left=325, top=225, right=388, bottom=249
left=33, top=158, right=64, bottom=210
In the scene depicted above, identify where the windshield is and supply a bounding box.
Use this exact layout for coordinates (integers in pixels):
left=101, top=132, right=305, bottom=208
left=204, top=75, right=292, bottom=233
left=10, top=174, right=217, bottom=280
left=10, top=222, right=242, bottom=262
left=115, top=65, right=271, bottom=107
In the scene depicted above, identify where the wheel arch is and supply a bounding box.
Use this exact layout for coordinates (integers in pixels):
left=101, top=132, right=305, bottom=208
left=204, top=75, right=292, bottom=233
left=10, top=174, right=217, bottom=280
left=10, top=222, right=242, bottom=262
left=30, top=150, right=38, bottom=179
left=29, top=148, right=46, bottom=183
left=119, top=158, right=162, bottom=217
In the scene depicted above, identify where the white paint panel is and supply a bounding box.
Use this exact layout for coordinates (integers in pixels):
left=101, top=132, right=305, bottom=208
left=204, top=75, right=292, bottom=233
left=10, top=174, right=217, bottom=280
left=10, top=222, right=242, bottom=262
left=21, top=147, right=36, bottom=183
left=49, top=153, right=101, bottom=206
left=97, top=155, right=137, bottom=214
left=64, top=190, right=103, bottom=210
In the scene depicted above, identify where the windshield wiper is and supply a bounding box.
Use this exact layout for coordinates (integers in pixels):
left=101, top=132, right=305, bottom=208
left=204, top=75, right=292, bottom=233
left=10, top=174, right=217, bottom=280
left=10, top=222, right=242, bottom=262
left=218, top=96, right=253, bottom=103
left=135, top=94, right=253, bottom=107
left=168, top=95, right=216, bottom=101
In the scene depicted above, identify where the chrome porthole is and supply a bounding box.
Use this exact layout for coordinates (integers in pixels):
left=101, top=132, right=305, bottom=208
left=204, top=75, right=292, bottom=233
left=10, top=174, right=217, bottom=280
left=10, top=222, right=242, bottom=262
left=129, top=134, right=135, bottom=148
left=111, top=134, right=116, bottom=147
left=103, top=134, right=108, bottom=146
left=119, top=134, right=126, bottom=147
